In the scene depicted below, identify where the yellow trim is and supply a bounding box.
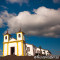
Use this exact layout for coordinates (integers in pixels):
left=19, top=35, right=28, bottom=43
left=21, top=32, right=24, bottom=56
left=4, top=34, right=9, bottom=36
left=7, top=43, right=8, bottom=55
left=3, top=40, right=25, bottom=44
left=25, top=52, right=26, bottom=56
left=16, top=32, right=22, bottom=34
left=21, top=41, right=24, bottom=56
left=3, top=44, right=4, bottom=56
left=3, top=34, right=9, bottom=56
left=21, top=32, right=23, bottom=40
left=17, top=42, right=19, bottom=56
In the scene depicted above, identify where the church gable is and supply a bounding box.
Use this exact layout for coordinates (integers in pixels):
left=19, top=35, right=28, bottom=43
left=9, top=38, right=17, bottom=42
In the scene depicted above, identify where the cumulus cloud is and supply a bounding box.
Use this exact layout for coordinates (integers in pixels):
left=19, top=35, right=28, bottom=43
left=0, top=18, right=3, bottom=27
left=0, top=7, right=60, bottom=37
left=0, top=11, right=16, bottom=23
left=6, top=0, right=29, bottom=5
left=3, top=7, right=60, bottom=37
left=0, top=11, right=16, bottom=28
left=53, top=0, right=60, bottom=3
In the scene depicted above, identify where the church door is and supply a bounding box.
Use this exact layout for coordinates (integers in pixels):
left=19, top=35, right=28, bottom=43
left=11, top=47, right=15, bottom=55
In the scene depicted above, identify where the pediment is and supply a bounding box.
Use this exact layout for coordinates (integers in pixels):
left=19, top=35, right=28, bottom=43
left=9, top=38, right=16, bottom=42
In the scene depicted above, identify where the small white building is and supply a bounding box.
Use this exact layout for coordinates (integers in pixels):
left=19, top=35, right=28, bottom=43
left=35, top=48, right=51, bottom=56
left=3, top=30, right=51, bottom=56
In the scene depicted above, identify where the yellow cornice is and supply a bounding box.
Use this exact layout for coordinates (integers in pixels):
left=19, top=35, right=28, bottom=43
left=16, top=32, right=22, bottom=34
left=4, top=34, right=9, bottom=36
left=3, top=40, right=25, bottom=44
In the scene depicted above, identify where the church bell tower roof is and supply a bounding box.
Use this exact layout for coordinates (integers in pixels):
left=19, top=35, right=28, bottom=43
left=4, top=30, right=11, bottom=36
left=16, top=28, right=25, bottom=35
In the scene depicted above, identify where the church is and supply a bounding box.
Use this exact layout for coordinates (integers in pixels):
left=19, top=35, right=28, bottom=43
left=3, top=30, right=51, bottom=56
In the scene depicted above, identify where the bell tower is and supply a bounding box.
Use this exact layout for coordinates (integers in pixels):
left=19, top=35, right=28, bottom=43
left=3, top=30, right=11, bottom=56
left=4, top=30, right=10, bottom=42
left=16, top=29, right=25, bottom=41
left=16, top=29, right=26, bottom=56
left=3, top=29, right=26, bottom=56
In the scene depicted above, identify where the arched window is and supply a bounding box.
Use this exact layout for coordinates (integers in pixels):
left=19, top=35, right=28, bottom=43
left=27, top=47, right=30, bottom=51
left=18, top=34, right=21, bottom=37
left=5, top=36, right=7, bottom=39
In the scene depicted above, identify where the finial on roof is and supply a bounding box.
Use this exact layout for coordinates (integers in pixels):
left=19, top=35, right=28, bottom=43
left=19, top=28, right=21, bottom=32
left=18, top=28, right=25, bottom=34
left=6, top=30, right=8, bottom=34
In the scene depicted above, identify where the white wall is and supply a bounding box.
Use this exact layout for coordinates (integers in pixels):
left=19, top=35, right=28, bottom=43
left=41, top=49, right=45, bottom=55
left=45, top=50, right=49, bottom=55
left=18, top=42, right=22, bottom=56
left=36, top=48, right=50, bottom=56
left=41, top=49, right=49, bottom=55
left=4, top=44, right=7, bottom=56
left=4, top=42, right=24, bottom=56
left=26, top=44, right=34, bottom=56
left=36, top=48, right=40, bottom=53
left=8, top=43, right=17, bottom=55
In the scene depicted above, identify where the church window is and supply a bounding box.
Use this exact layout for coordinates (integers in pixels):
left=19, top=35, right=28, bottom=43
left=37, top=50, right=40, bottom=53
left=43, top=51, right=45, bottom=53
left=27, top=47, right=30, bottom=51
left=5, top=36, right=7, bottom=39
left=18, top=34, right=21, bottom=37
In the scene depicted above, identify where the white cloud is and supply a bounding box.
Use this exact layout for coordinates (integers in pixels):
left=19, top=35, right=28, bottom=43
left=0, top=7, right=60, bottom=37
left=0, top=11, right=16, bottom=22
left=6, top=0, right=29, bottom=5
left=0, top=11, right=16, bottom=27
left=6, top=7, right=60, bottom=37
left=53, top=0, right=60, bottom=3
left=0, top=18, right=3, bottom=27
left=1, top=5, right=8, bottom=9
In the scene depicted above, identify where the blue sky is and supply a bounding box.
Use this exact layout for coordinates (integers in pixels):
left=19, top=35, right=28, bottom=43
left=0, top=0, right=60, bottom=55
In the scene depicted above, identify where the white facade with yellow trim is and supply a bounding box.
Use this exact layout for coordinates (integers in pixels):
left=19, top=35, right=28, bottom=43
left=3, top=32, right=26, bottom=56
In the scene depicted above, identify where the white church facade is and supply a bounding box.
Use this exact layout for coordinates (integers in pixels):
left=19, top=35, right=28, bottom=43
left=3, top=30, right=51, bottom=56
